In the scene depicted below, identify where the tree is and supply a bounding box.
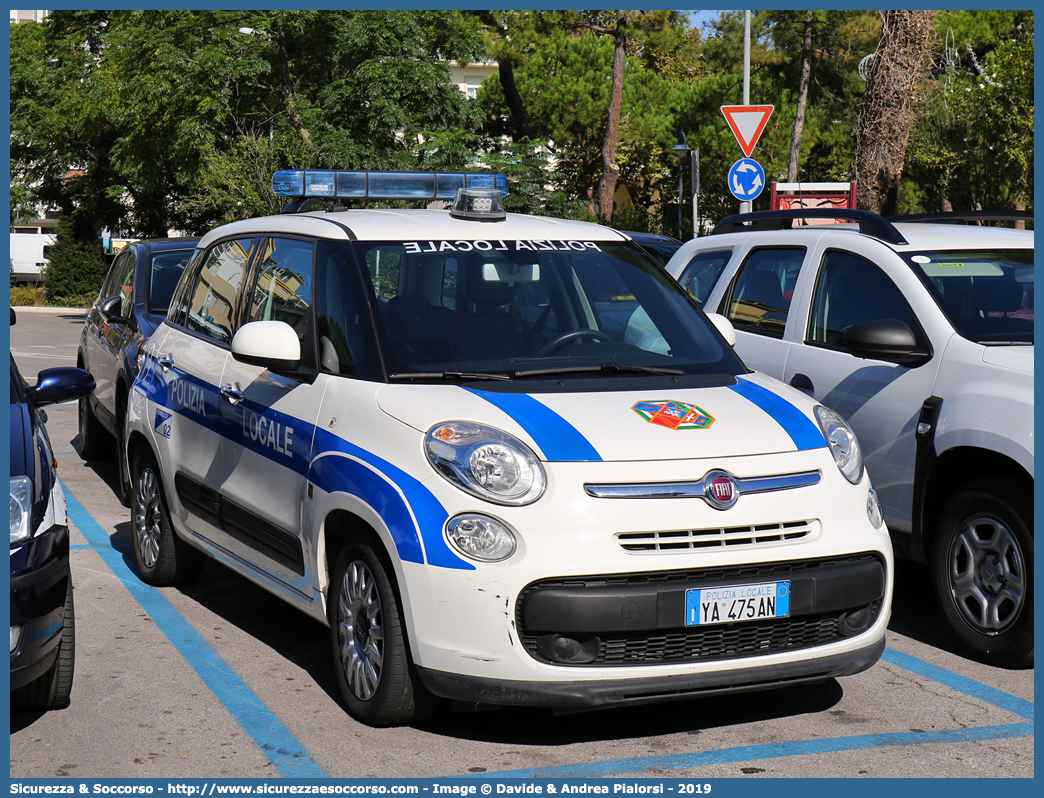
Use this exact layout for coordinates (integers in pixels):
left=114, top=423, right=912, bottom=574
left=10, top=10, right=490, bottom=239
left=787, top=11, right=815, bottom=182
left=476, top=11, right=697, bottom=231
left=904, top=12, right=1033, bottom=213
left=853, top=10, right=937, bottom=215
left=571, top=11, right=628, bottom=224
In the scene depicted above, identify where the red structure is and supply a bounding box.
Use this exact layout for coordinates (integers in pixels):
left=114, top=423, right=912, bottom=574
left=769, top=182, right=858, bottom=218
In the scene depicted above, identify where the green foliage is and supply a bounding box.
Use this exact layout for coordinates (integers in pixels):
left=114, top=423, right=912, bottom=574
left=476, top=12, right=689, bottom=227
left=679, top=10, right=880, bottom=222
left=181, top=133, right=314, bottom=225
left=8, top=9, right=1033, bottom=240
left=42, top=218, right=112, bottom=304
left=906, top=15, right=1033, bottom=211
left=479, top=141, right=594, bottom=221
left=10, top=10, right=491, bottom=238
left=8, top=285, right=49, bottom=308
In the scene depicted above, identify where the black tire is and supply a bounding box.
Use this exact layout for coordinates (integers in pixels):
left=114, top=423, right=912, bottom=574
left=328, top=544, right=438, bottom=726
left=78, top=394, right=115, bottom=460
left=12, top=579, right=75, bottom=711
left=131, top=450, right=205, bottom=586
left=931, top=478, right=1033, bottom=668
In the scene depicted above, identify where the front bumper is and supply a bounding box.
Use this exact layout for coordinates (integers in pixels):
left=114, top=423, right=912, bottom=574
left=418, top=634, right=885, bottom=709
left=517, top=553, right=885, bottom=666
left=10, top=524, right=71, bottom=691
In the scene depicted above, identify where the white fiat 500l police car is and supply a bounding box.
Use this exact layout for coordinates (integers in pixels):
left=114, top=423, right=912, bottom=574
left=125, top=171, right=892, bottom=726
left=666, top=209, right=1032, bottom=668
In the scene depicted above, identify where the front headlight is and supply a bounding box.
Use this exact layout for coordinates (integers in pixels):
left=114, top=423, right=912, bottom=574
left=425, top=422, right=546, bottom=505
left=814, top=405, right=864, bottom=484
left=446, top=514, right=517, bottom=562
left=10, top=476, right=31, bottom=544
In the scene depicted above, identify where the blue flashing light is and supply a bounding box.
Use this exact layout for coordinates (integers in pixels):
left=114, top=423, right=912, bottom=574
left=271, top=170, right=509, bottom=201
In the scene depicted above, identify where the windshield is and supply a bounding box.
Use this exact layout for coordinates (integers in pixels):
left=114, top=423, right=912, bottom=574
left=904, top=249, right=1033, bottom=344
left=339, top=239, right=743, bottom=382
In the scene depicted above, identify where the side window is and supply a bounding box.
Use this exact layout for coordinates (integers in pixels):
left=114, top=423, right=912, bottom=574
left=676, top=249, right=732, bottom=306
left=725, top=248, right=805, bottom=339
left=809, top=250, right=916, bottom=348
left=116, top=250, right=137, bottom=317
left=247, top=238, right=315, bottom=344
left=186, top=239, right=254, bottom=344
left=316, top=242, right=380, bottom=380
left=100, top=250, right=130, bottom=302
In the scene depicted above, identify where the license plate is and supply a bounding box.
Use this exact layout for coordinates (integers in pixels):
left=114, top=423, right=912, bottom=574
left=685, top=581, right=790, bottom=627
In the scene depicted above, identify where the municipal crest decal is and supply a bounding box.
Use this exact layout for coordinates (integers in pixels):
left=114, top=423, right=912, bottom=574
left=632, top=400, right=714, bottom=430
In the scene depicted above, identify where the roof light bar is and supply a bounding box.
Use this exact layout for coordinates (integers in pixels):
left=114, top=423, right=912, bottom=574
left=271, top=170, right=509, bottom=201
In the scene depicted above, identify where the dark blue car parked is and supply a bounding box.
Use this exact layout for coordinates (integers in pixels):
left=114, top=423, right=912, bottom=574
left=10, top=309, right=95, bottom=711
left=77, top=238, right=198, bottom=502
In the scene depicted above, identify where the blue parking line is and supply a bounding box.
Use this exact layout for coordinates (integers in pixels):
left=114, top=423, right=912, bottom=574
left=882, top=648, right=1034, bottom=720
left=459, top=723, right=1034, bottom=778
left=458, top=649, right=1034, bottom=778
left=63, top=484, right=329, bottom=778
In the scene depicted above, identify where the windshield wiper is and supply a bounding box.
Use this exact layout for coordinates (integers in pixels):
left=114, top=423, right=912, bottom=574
left=514, top=362, right=685, bottom=378
left=980, top=341, right=1033, bottom=346
left=388, top=371, right=512, bottom=382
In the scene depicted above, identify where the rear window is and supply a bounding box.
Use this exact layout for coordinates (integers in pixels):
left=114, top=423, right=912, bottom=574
left=147, top=250, right=196, bottom=313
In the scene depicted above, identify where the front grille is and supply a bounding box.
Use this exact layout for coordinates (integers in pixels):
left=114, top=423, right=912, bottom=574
left=517, top=553, right=884, bottom=667
left=617, top=520, right=816, bottom=552
left=595, top=612, right=854, bottom=664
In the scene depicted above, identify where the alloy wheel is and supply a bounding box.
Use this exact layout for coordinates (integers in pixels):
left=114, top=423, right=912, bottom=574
left=336, top=560, right=385, bottom=701
left=134, top=467, right=163, bottom=569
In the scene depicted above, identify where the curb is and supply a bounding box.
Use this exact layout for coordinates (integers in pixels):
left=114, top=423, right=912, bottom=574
left=9, top=305, right=87, bottom=314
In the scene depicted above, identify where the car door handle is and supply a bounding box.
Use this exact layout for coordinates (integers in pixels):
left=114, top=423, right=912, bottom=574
left=221, top=384, right=245, bottom=405
left=158, top=355, right=174, bottom=373
left=789, top=372, right=815, bottom=396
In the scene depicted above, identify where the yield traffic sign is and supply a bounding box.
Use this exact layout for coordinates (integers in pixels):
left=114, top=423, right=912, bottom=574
left=721, top=105, right=774, bottom=158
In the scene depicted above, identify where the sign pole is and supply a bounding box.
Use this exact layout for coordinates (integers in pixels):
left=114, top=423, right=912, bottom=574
left=692, top=148, right=699, bottom=237
left=741, top=10, right=752, bottom=213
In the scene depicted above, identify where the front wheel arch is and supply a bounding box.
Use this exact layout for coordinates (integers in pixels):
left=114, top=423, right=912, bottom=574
left=325, top=530, right=439, bottom=726
left=919, top=447, right=1031, bottom=560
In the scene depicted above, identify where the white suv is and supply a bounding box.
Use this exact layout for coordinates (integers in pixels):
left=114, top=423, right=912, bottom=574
left=666, top=209, right=1033, bottom=667
left=125, top=172, right=892, bottom=726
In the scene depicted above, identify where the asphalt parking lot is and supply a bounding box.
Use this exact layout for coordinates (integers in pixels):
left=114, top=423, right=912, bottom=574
left=8, top=308, right=1034, bottom=780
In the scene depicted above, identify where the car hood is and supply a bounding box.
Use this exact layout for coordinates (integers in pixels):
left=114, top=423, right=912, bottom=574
left=981, top=344, right=1033, bottom=375
left=377, top=373, right=826, bottom=462
left=9, top=402, right=30, bottom=478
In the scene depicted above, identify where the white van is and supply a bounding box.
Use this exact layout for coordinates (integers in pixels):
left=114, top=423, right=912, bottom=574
left=10, top=232, right=57, bottom=284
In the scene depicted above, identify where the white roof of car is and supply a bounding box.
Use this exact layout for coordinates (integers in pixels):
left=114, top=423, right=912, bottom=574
left=888, top=222, right=1033, bottom=251
left=680, top=220, right=1032, bottom=255
left=197, top=208, right=626, bottom=248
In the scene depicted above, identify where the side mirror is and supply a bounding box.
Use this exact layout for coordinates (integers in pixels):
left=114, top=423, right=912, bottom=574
left=100, top=295, right=129, bottom=324
left=706, top=312, right=737, bottom=347
left=28, top=367, right=96, bottom=406
left=231, top=320, right=301, bottom=372
left=842, top=319, right=931, bottom=367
